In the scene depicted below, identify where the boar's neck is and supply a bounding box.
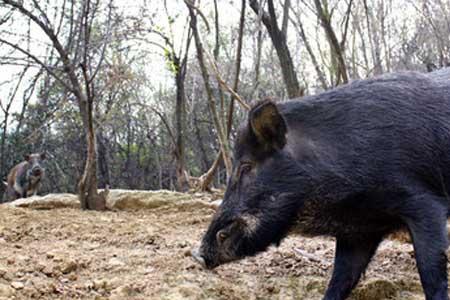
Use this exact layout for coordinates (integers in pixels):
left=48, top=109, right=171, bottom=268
left=15, top=162, right=31, bottom=185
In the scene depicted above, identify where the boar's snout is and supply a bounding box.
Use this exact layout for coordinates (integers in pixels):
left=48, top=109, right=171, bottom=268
left=191, top=248, right=208, bottom=269
left=32, top=166, right=42, bottom=176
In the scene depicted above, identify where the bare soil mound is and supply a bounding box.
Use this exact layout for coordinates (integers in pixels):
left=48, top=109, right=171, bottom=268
left=0, top=191, right=441, bottom=299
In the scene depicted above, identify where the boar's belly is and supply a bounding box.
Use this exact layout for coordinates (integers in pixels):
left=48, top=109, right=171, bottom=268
left=294, top=199, right=401, bottom=238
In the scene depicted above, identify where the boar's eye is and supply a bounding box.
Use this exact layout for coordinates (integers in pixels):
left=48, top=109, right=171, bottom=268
left=239, top=163, right=252, bottom=175
left=216, top=230, right=228, bottom=245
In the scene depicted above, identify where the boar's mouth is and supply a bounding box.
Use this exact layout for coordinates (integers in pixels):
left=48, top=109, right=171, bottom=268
left=191, top=248, right=210, bottom=269
left=32, top=169, right=42, bottom=176
left=191, top=246, right=245, bottom=270
left=191, top=222, right=248, bottom=270
left=191, top=247, right=222, bottom=269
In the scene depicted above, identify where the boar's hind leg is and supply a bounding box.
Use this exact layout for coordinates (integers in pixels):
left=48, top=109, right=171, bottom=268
left=323, top=234, right=383, bottom=300
left=402, top=198, right=448, bottom=300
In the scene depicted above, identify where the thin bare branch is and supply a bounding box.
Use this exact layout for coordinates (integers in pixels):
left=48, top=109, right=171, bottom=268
left=205, top=51, right=250, bottom=111
left=0, top=38, right=71, bottom=91
left=183, top=0, right=210, bottom=32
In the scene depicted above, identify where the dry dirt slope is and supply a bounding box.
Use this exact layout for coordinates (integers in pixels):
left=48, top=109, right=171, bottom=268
left=0, top=190, right=445, bottom=299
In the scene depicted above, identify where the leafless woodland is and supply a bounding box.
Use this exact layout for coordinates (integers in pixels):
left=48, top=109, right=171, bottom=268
left=0, top=0, right=449, bottom=209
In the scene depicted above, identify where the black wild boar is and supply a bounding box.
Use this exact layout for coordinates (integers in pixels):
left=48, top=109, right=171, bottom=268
left=4, top=153, right=46, bottom=202
left=192, top=69, right=450, bottom=300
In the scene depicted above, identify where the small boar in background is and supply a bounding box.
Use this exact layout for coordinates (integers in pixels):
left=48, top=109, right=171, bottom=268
left=3, top=153, right=46, bottom=202
left=192, top=69, right=450, bottom=300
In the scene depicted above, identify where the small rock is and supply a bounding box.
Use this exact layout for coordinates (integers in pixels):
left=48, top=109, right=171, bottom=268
left=93, top=279, right=106, bottom=290
left=209, top=199, right=222, bottom=210
left=105, top=277, right=122, bottom=291
left=107, top=258, right=125, bottom=268
left=142, top=267, right=154, bottom=275
left=0, top=266, right=7, bottom=277
left=1, top=272, right=13, bottom=282
left=42, top=265, right=54, bottom=276
left=61, top=260, right=78, bottom=274
left=23, top=284, right=38, bottom=298
left=68, top=273, right=78, bottom=281
left=35, top=263, right=46, bottom=272
left=16, top=255, right=29, bottom=262
left=177, top=241, right=188, bottom=248
left=185, top=263, right=197, bottom=270
left=177, top=283, right=203, bottom=298
left=265, top=283, right=279, bottom=293
left=84, top=281, right=94, bottom=290
left=23, top=265, right=36, bottom=273
left=144, top=238, right=155, bottom=245
left=10, top=281, right=24, bottom=290
left=53, top=256, right=63, bottom=262
left=109, top=285, right=133, bottom=300
left=0, top=283, right=15, bottom=297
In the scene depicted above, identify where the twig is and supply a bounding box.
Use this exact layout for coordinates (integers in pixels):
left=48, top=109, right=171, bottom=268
left=204, top=51, right=250, bottom=111
left=293, top=247, right=331, bottom=266
left=183, top=0, right=211, bottom=32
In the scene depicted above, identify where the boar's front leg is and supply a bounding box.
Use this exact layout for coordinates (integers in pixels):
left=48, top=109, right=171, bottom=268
left=402, top=196, right=448, bottom=300
left=323, top=234, right=383, bottom=300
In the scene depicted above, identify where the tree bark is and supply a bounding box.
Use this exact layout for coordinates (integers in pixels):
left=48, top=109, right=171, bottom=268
left=226, top=0, right=246, bottom=136
left=78, top=100, right=105, bottom=210
left=96, top=131, right=110, bottom=188
left=174, top=56, right=189, bottom=191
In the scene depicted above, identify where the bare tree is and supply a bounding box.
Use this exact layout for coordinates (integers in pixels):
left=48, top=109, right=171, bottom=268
left=249, top=0, right=305, bottom=98
left=186, top=0, right=233, bottom=182
left=313, top=0, right=353, bottom=85
left=0, top=0, right=114, bottom=210
left=147, top=20, right=193, bottom=191
left=289, top=7, right=329, bottom=89
left=193, top=0, right=248, bottom=191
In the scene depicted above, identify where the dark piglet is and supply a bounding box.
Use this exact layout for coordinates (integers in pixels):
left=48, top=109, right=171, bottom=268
left=192, top=69, right=450, bottom=300
left=3, top=153, right=46, bottom=202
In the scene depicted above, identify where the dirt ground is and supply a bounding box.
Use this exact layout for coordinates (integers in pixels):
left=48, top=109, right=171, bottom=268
left=0, top=191, right=443, bottom=300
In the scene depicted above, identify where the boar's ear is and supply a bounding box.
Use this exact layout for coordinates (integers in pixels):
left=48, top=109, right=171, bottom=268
left=249, top=100, right=287, bottom=153
left=40, top=152, right=46, bottom=160
left=23, top=154, right=30, bottom=161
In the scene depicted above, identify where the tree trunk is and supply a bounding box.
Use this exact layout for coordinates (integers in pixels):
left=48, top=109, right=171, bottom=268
left=249, top=0, right=304, bottom=98
left=96, top=131, right=110, bottom=188
left=0, top=113, right=8, bottom=201
left=78, top=98, right=106, bottom=210
left=226, top=0, right=246, bottom=136
left=363, top=0, right=383, bottom=75
left=314, top=0, right=349, bottom=85
left=187, top=3, right=233, bottom=178
left=196, top=153, right=222, bottom=192
left=174, top=65, right=189, bottom=191
left=193, top=109, right=211, bottom=172
left=291, top=13, right=328, bottom=89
